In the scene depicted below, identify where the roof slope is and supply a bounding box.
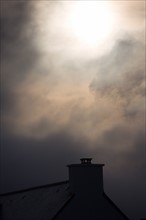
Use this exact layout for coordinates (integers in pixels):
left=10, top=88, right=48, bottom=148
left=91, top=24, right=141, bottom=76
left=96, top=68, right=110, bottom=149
left=103, top=193, right=130, bottom=220
left=0, top=181, right=71, bottom=220
left=0, top=181, right=130, bottom=220
left=52, top=193, right=130, bottom=220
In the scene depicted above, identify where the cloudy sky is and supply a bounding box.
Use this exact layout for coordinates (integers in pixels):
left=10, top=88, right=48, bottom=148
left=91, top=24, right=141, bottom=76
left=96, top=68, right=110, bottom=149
left=0, top=1, right=145, bottom=219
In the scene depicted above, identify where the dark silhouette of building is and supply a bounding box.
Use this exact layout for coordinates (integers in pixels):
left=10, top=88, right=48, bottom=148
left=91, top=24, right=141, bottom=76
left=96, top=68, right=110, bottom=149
left=0, top=158, right=131, bottom=220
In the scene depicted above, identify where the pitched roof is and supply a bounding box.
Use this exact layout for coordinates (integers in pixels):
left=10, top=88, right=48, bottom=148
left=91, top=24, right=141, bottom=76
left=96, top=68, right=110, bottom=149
left=0, top=180, right=130, bottom=220
left=0, top=181, right=71, bottom=220
left=103, top=193, right=130, bottom=220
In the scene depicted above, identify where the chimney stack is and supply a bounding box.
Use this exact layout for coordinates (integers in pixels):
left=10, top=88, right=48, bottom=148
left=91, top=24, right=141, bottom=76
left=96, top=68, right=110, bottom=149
left=68, top=158, right=104, bottom=196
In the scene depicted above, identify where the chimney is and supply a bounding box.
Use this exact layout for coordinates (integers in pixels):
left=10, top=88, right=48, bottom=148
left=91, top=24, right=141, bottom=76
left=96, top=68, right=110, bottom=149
left=68, top=158, right=104, bottom=196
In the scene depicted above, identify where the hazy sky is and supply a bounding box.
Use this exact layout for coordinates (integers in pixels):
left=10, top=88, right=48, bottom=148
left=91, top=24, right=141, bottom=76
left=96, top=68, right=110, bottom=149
left=0, top=1, right=145, bottom=220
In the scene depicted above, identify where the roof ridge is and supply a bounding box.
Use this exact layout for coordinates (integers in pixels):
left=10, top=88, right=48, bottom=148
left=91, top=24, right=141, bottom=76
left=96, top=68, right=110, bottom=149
left=103, top=193, right=130, bottom=220
left=52, top=193, right=75, bottom=220
left=0, top=180, right=69, bottom=196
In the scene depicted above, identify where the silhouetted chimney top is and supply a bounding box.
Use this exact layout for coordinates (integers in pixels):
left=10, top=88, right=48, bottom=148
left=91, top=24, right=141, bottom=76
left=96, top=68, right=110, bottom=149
left=80, top=158, right=92, bottom=164
left=68, top=158, right=104, bottom=195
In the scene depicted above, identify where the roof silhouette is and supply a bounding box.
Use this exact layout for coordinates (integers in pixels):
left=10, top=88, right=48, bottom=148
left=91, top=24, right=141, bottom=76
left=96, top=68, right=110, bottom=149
left=0, top=159, right=131, bottom=220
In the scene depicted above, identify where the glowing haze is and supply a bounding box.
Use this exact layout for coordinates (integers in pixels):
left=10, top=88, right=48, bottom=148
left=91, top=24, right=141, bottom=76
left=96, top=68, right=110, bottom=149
left=1, top=1, right=145, bottom=220
left=67, top=1, right=115, bottom=46
left=33, top=1, right=116, bottom=58
left=4, top=1, right=145, bottom=140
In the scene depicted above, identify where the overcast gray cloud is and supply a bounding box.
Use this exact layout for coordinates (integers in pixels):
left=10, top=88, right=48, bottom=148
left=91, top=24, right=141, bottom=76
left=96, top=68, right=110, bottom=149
left=0, top=1, right=145, bottom=220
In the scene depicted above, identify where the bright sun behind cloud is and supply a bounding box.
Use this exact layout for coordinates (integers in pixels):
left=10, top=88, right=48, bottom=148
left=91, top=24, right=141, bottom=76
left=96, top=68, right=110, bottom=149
left=69, top=1, right=115, bottom=47
left=33, top=1, right=116, bottom=58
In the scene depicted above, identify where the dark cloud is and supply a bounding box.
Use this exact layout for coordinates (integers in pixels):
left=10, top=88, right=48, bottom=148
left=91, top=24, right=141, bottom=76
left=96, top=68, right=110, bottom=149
left=0, top=131, right=90, bottom=192
left=1, top=1, right=39, bottom=114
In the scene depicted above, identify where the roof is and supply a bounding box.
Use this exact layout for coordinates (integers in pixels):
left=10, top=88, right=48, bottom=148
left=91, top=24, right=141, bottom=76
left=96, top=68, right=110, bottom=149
left=0, top=180, right=130, bottom=220
left=103, top=193, right=130, bottom=220
left=51, top=192, right=130, bottom=220
left=0, top=181, right=71, bottom=220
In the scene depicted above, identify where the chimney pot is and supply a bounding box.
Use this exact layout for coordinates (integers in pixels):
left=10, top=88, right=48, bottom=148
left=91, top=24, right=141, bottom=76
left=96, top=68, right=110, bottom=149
left=80, top=158, right=92, bottom=164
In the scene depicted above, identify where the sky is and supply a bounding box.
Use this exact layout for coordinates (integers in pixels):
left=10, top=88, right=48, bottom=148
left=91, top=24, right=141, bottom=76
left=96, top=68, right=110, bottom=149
left=0, top=1, right=145, bottom=219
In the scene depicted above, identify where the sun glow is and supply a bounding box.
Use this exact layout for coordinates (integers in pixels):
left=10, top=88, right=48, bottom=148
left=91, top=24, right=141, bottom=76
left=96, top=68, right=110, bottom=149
left=32, top=1, right=116, bottom=59
left=69, top=2, right=115, bottom=47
